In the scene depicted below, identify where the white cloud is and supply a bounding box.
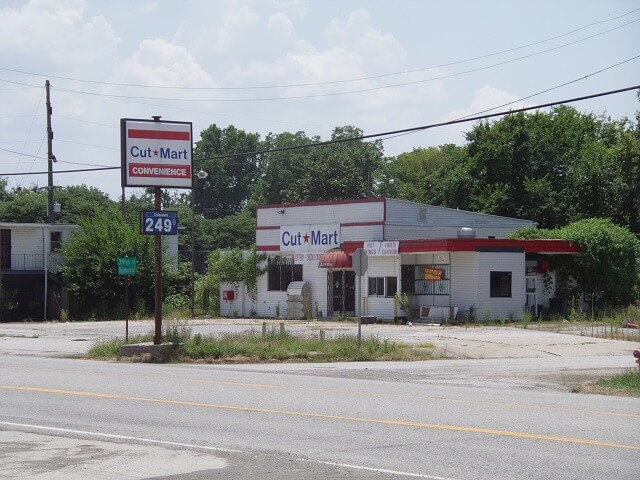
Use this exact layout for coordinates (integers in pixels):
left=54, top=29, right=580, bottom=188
left=0, top=0, right=119, bottom=67
left=325, top=9, right=405, bottom=68
left=267, top=12, right=293, bottom=37
left=214, top=4, right=260, bottom=51
left=115, top=38, right=217, bottom=89
left=446, top=86, right=524, bottom=121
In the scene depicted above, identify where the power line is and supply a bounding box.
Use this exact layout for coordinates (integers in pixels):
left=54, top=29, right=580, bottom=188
left=1, top=7, right=638, bottom=91
left=0, top=165, right=118, bottom=176
left=50, top=27, right=640, bottom=103
left=191, top=85, right=640, bottom=161
left=5, top=54, right=634, bottom=160
left=2, top=84, right=637, bottom=178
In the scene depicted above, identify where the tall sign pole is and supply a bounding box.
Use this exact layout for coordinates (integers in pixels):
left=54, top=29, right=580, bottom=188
left=153, top=187, right=163, bottom=344
left=121, top=116, right=193, bottom=345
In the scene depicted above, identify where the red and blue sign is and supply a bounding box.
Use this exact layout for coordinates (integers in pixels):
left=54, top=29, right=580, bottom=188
left=121, top=118, right=193, bottom=189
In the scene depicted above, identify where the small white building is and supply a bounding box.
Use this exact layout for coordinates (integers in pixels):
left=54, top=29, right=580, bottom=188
left=220, top=198, right=578, bottom=321
left=0, top=222, right=78, bottom=321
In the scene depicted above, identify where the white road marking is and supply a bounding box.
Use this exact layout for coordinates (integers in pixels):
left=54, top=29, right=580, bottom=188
left=297, top=457, right=461, bottom=479
left=0, top=421, right=242, bottom=453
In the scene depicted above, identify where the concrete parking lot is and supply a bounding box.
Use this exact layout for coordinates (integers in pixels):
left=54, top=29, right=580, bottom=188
left=0, top=317, right=637, bottom=360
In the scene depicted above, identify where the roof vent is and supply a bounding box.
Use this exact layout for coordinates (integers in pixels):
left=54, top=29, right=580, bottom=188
left=457, top=227, right=476, bottom=238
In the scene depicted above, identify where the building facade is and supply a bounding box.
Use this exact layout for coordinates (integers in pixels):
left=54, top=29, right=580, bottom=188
left=219, top=198, right=578, bottom=321
left=0, top=222, right=78, bottom=321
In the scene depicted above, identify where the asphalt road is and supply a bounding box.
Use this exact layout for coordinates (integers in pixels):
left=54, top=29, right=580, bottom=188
left=1, top=319, right=639, bottom=479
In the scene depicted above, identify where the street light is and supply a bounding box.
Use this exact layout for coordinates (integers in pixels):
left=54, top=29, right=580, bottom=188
left=191, top=169, right=208, bottom=316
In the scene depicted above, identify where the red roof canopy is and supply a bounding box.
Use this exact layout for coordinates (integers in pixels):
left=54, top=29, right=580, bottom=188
left=342, top=238, right=579, bottom=255
left=318, top=249, right=352, bottom=268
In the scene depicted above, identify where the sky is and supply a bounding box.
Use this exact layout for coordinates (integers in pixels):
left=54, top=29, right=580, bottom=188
left=0, top=0, right=639, bottom=201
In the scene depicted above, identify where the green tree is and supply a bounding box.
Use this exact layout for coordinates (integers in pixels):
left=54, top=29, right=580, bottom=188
left=193, top=124, right=261, bottom=218
left=556, top=218, right=639, bottom=308
left=202, top=212, right=256, bottom=250
left=61, top=210, right=154, bottom=318
left=463, top=106, right=634, bottom=228
left=54, top=185, right=117, bottom=224
left=286, top=126, right=384, bottom=202
left=0, top=188, right=47, bottom=222
left=251, top=130, right=315, bottom=206
left=512, top=218, right=640, bottom=309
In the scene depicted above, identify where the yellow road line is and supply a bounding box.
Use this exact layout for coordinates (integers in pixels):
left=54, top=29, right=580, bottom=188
left=4, top=362, right=639, bottom=419
left=182, top=377, right=640, bottom=419
left=2, top=385, right=639, bottom=451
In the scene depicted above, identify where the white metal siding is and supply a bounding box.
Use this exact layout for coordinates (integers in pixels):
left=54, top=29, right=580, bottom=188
left=385, top=225, right=525, bottom=240
left=256, top=256, right=327, bottom=319
left=257, top=201, right=384, bottom=228
left=219, top=282, right=245, bottom=317
left=364, top=257, right=398, bottom=319
left=450, top=252, right=478, bottom=314
left=476, top=252, right=525, bottom=320
left=385, top=199, right=535, bottom=229
left=11, top=227, right=43, bottom=256
left=341, top=225, right=383, bottom=242
left=298, top=264, right=327, bottom=319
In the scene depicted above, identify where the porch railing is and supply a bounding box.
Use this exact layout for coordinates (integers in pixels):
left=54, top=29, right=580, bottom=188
left=1, top=254, right=64, bottom=273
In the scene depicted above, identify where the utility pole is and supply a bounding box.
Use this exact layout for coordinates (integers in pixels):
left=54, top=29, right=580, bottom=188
left=45, top=80, right=55, bottom=224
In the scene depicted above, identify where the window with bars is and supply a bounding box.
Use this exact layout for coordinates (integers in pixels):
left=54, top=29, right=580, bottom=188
left=490, top=271, right=512, bottom=297
left=401, top=264, right=450, bottom=295
left=267, top=255, right=302, bottom=291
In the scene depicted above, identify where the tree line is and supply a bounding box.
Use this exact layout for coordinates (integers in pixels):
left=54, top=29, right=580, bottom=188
left=0, top=101, right=638, bottom=318
left=1, top=102, right=639, bottom=239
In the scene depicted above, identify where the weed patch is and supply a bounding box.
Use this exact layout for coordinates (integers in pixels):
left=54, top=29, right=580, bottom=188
left=87, top=328, right=440, bottom=363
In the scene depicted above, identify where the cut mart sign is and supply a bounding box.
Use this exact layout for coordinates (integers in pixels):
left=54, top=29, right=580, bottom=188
left=121, top=118, right=193, bottom=189
left=280, top=224, right=340, bottom=263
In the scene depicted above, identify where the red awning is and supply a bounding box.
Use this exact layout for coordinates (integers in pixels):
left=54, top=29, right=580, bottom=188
left=318, top=250, right=352, bottom=269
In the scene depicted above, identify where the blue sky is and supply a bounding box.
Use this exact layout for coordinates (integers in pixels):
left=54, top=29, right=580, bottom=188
left=1, top=0, right=638, bottom=200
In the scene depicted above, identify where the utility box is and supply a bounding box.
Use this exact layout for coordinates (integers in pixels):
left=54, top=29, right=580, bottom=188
left=286, top=281, right=311, bottom=319
left=223, top=290, right=235, bottom=301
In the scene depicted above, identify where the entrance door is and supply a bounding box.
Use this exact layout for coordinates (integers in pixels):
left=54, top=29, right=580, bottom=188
left=0, top=229, right=10, bottom=270
left=330, top=270, right=356, bottom=317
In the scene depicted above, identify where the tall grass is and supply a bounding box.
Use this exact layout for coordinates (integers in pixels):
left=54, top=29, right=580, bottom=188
left=597, top=370, right=640, bottom=393
left=87, top=325, right=440, bottom=363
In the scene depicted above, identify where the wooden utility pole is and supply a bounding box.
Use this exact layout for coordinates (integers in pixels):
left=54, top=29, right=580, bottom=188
left=45, top=80, right=55, bottom=224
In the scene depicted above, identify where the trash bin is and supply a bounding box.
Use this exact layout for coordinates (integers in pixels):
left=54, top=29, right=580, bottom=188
left=286, top=281, right=311, bottom=319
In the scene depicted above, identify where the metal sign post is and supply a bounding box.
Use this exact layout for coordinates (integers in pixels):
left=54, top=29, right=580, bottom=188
left=352, top=248, right=368, bottom=346
left=116, top=257, right=137, bottom=341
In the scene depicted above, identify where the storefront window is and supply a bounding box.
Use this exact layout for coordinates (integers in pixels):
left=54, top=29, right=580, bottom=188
left=368, top=276, right=398, bottom=297
left=267, top=255, right=302, bottom=291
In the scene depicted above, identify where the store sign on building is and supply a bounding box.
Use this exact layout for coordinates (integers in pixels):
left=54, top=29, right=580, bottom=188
left=364, top=241, right=399, bottom=256
left=280, top=224, right=340, bottom=263
left=424, top=266, right=444, bottom=281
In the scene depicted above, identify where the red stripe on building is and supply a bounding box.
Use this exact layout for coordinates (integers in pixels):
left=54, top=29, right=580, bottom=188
left=128, top=129, right=190, bottom=141
left=257, top=245, right=280, bottom=251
